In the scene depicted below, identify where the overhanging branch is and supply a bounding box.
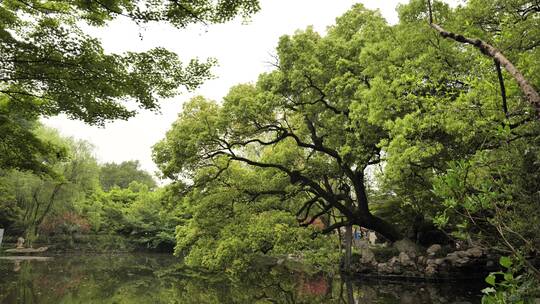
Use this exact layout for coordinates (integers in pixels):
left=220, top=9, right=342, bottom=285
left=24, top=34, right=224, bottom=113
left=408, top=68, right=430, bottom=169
left=426, top=0, right=540, bottom=119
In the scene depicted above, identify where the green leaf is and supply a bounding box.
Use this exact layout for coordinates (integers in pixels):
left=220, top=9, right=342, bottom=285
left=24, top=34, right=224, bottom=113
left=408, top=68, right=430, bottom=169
left=481, top=287, right=496, bottom=294
left=485, top=273, right=496, bottom=286
left=503, top=273, right=513, bottom=281
left=499, top=256, right=512, bottom=269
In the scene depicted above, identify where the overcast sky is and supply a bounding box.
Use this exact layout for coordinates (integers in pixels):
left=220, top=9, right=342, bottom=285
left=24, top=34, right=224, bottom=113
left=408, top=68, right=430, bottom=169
left=43, top=0, right=410, bottom=176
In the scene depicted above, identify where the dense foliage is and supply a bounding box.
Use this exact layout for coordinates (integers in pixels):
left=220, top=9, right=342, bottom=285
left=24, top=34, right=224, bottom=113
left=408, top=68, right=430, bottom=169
left=0, top=0, right=539, bottom=301
left=173, top=161, right=340, bottom=274
left=152, top=0, right=540, bottom=296
left=99, top=160, right=157, bottom=191
left=0, top=126, right=178, bottom=251
left=0, top=0, right=260, bottom=174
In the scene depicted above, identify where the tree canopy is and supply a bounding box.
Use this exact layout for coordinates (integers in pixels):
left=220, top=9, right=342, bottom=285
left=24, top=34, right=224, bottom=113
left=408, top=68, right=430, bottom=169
left=99, top=160, right=157, bottom=191
left=154, top=0, right=540, bottom=251
left=0, top=0, right=260, bottom=174
left=1, top=0, right=539, bottom=300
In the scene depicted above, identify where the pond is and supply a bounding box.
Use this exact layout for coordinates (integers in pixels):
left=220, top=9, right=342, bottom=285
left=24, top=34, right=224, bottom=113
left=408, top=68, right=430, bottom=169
left=0, top=254, right=483, bottom=303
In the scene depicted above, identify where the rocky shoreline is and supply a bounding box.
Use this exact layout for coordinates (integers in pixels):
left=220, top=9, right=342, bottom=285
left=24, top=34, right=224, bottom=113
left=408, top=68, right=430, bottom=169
left=349, top=240, right=500, bottom=280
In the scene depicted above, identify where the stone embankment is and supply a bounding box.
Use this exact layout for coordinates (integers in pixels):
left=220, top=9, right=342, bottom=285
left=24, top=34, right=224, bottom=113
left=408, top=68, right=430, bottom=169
left=352, top=240, right=498, bottom=280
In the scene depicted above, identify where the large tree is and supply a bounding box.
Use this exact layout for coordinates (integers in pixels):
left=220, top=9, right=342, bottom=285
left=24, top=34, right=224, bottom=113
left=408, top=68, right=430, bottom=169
left=389, top=0, right=540, bottom=277
left=154, top=0, right=540, bottom=247
left=154, top=6, right=405, bottom=242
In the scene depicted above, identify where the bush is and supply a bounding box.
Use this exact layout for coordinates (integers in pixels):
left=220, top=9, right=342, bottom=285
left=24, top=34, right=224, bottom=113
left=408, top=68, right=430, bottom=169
left=39, top=212, right=91, bottom=236
left=481, top=256, right=540, bottom=304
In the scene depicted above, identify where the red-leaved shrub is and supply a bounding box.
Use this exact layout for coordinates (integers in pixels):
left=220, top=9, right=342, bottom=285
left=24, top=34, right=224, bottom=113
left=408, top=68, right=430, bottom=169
left=39, top=212, right=91, bottom=235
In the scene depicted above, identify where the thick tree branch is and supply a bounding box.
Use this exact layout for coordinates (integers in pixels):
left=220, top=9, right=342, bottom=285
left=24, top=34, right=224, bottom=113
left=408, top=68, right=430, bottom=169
left=212, top=149, right=356, bottom=219
left=304, top=74, right=350, bottom=116
left=296, top=196, right=321, bottom=221
left=426, top=0, right=540, bottom=119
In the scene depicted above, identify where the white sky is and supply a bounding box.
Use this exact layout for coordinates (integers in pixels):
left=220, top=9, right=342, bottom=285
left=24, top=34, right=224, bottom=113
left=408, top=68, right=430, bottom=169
left=43, top=0, right=409, bottom=176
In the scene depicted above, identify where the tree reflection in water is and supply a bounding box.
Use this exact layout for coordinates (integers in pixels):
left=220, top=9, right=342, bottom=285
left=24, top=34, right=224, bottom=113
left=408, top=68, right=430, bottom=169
left=0, top=254, right=481, bottom=304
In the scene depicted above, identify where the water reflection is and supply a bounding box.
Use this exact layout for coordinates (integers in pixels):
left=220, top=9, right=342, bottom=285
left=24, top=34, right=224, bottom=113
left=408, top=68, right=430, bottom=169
left=0, top=254, right=482, bottom=303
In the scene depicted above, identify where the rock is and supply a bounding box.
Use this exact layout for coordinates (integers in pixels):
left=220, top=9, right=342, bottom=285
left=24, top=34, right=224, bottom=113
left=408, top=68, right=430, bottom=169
left=456, top=250, right=469, bottom=258
left=393, top=239, right=419, bottom=257
left=377, top=263, right=392, bottom=274
left=425, top=265, right=437, bottom=276
left=446, top=252, right=470, bottom=267
left=486, top=260, right=495, bottom=268
left=426, top=244, right=442, bottom=256
left=455, top=257, right=470, bottom=266
left=388, top=256, right=399, bottom=266
left=392, top=265, right=403, bottom=274
left=417, top=255, right=426, bottom=265
left=445, top=253, right=459, bottom=265
left=466, top=246, right=483, bottom=258
left=434, top=258, right=445, bottom=266
left=360, top=246, right=376, bottom=264
left=368, top=231, right=378, bottom=245
left=399, top=252, right=413, bottom=267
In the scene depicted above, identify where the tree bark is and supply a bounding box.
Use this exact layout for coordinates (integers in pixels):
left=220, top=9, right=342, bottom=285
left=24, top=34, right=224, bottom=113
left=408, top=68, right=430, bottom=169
left=345, top=278, right=355, bottom=304
left=353, top=173, right=403, bottom=242
left=357, top=213, right=403, bottom=243
left=343, top=225, right=352, bottom=272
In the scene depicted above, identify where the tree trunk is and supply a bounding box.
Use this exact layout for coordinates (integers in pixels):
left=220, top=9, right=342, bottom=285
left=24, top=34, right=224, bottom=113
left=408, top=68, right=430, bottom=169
left=345, top=278, right=355, bottom=304
left=343, top=225, right=353, bottom=272
left=358, top=213, right=403, bottom=243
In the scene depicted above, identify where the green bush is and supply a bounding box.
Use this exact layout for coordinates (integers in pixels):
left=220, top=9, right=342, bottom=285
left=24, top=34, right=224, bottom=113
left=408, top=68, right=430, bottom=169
left=481, top=256, right=540, bottom=304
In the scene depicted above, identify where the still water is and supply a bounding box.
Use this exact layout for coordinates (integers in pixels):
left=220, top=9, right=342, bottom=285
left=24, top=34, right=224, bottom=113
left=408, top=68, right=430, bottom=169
left=0, top=254, right=482, bottom=303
